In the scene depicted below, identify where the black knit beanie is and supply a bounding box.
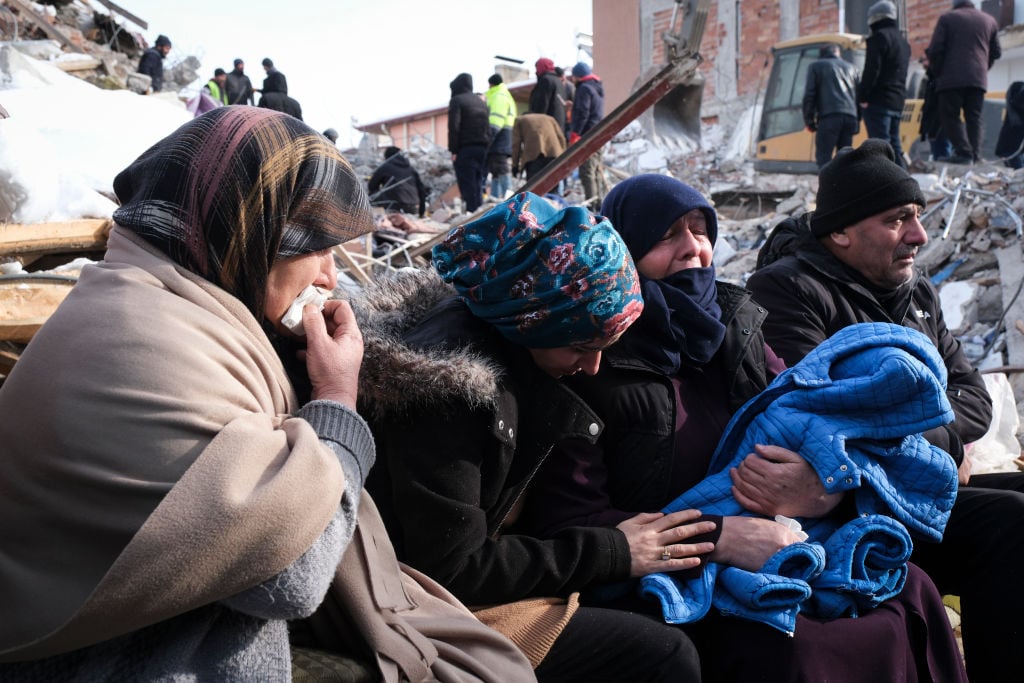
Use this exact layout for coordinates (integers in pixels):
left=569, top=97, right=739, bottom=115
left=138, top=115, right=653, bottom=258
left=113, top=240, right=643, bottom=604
left=810, top=139, right=926, bottom=237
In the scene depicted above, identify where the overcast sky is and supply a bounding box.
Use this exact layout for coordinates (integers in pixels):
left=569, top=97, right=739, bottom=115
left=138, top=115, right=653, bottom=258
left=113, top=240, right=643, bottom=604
left=125, top=0, right=593, bottom=146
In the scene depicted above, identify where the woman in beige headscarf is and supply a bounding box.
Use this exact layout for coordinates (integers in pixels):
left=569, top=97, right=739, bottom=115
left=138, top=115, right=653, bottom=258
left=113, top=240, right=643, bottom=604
left=0, top=106, right=533, bottom=682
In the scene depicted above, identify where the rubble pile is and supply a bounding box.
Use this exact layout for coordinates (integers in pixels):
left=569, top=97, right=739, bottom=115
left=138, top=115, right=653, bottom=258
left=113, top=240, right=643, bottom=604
left=0, top=0, right=199, bottom=93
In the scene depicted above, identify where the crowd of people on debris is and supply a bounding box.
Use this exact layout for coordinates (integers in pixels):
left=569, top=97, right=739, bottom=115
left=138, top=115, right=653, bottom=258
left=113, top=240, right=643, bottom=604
left=134, top=33, right=313, bottom=127
left=2, top=1, right=1023, bottom=682
left=445, top=55, right=607, bottom=217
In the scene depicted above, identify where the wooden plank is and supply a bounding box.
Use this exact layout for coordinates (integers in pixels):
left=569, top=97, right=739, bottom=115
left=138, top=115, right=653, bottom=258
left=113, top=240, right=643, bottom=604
left=5, top=0, right=84, bottom=53
left=0, top=317, right=46, bottom=343
left=996, top=245, right=1024, bottom=367
left=0, top=279, right=76, bottom=343
left=91, top=0, right=148, bottom=30
left=0, top=219, right=111, bottom=257
left=332, top=245, right=372, bottom=285
left=56, top=55, right=103, bottom=72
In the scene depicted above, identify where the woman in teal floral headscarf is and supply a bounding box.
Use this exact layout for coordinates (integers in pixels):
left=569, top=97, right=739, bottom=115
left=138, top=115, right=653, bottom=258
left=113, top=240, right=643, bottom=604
left=354, top=192, right=715, bottom=681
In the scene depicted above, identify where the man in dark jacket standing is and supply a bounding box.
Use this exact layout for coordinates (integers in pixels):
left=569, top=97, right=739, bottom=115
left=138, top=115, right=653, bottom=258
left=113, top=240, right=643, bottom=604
left=447, top=72, right=490, bottom=213
left=569, top=61, right=606, bottom=206
left=257, top=67, right=301, bottom=120
left=746, top=139, right=1024, bottom=683
left=260, top=58, right=288, bottom=96
left=367, top=146, right=428, bottom=217
left=925, top=0, right=1001, bottom=163
left=137, top=34, right=171, bottom=93
left=803, top=44, right=860, bottom=170
left=857, top=1, right=910, bottom=167
left=225, top=59, right=254, bottom=106
left=529, top=57, right=567, bottom=133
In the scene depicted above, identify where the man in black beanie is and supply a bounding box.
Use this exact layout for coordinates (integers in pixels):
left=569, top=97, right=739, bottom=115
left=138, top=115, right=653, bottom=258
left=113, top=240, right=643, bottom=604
left=746, top=138, right=1024, bottom=682
left=225, top=58, right=254, bottom=106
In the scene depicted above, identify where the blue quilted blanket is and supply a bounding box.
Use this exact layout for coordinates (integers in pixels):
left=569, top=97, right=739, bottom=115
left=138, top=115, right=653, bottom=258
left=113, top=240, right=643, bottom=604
left=639, top=322, right=958, bottom=634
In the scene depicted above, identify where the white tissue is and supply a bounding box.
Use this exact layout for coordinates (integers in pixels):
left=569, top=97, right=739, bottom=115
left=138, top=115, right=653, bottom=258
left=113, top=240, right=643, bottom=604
left=280, top=285, right=329, bottom=335
left=774, top=515, right=809, bottom=542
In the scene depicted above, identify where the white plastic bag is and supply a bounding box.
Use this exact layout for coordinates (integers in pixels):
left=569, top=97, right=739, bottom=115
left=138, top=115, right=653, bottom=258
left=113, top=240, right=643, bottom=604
left=968, top=373, right=1022, bottom=475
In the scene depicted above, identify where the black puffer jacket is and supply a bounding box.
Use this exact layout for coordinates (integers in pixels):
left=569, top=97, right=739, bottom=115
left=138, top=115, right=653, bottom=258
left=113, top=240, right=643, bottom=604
left=857, top=18, right=910, bottom=111
left=367, top=152, right=427, bottom=216
left=354, top=270, right=630, bottom=606
left=747, top=220, right=992, bottom=464
left=137, top=48, right=165, bottom=92
left=447, top=74, right=491, bottom=153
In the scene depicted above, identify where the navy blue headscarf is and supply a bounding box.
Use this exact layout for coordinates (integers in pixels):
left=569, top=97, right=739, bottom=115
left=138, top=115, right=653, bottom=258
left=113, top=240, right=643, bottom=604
left=601, top=174, right=726, bottom=373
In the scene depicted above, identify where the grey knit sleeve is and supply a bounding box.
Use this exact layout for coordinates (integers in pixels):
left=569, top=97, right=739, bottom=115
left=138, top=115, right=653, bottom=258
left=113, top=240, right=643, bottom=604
left=219, top=400, right=375, bottom=619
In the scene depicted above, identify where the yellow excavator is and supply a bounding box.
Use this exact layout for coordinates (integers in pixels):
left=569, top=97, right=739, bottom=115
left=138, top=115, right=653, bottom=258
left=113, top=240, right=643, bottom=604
left=754, top=32, right=1006, bottom=173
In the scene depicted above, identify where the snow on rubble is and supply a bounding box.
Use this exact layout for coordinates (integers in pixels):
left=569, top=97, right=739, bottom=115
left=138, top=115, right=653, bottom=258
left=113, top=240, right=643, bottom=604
left=0, top=44, right=190, bottom=224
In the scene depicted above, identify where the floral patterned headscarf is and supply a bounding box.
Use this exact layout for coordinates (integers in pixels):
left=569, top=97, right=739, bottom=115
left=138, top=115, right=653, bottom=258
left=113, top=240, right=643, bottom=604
left=112, top=106, right=374, bottom=320
left=432, top=192, right=644, bottom=348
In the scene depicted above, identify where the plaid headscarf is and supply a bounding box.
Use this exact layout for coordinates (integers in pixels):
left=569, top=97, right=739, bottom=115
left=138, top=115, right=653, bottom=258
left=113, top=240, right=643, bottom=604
left=112, top=106, right=374, bottom=319
left=432, top=192, right=644, bottom=348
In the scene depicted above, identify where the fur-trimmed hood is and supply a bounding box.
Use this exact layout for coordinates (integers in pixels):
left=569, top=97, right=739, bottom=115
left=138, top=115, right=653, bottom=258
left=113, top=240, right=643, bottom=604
left=349, top=268, right=505, bottom=420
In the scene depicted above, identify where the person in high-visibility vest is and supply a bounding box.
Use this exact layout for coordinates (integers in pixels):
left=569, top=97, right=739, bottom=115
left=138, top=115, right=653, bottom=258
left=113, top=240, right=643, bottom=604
left=202, top=68, right=229, bottom=106
left=485, top=73, right=516, bottom=200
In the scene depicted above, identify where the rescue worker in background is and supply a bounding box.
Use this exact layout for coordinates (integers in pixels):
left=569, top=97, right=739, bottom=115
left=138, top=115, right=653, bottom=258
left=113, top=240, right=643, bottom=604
left=137, top=34, right=172, bottom=93
left=802, top=44, right=860, bottom=170
left=447, top=72, right=490, bottom=213
left=529, top=58, right=567, bottom=133
left=225, top=59, right=254, bottom=106
left=202, top=68, right=229, bottom=106
left=857, top=0, right=911, bottom=167
left=569, top=61, right=607, bottom=206
left=485, top=73, right=516, bottom=201
left=925, top=0, right=1001, bottom=164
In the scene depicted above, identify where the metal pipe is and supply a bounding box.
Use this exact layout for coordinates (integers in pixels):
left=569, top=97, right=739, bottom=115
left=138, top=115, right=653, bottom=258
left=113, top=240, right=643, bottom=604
left=941, top=186, right=962, bottom=240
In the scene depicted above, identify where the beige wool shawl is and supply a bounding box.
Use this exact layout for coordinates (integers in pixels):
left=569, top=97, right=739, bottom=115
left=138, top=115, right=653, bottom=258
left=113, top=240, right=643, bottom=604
left=0, top=226, right=345, bottom=661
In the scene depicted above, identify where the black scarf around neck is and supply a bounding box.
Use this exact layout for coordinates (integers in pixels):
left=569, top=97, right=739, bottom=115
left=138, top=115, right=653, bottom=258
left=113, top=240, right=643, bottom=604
left=620, top=267, right=726, bottom=375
